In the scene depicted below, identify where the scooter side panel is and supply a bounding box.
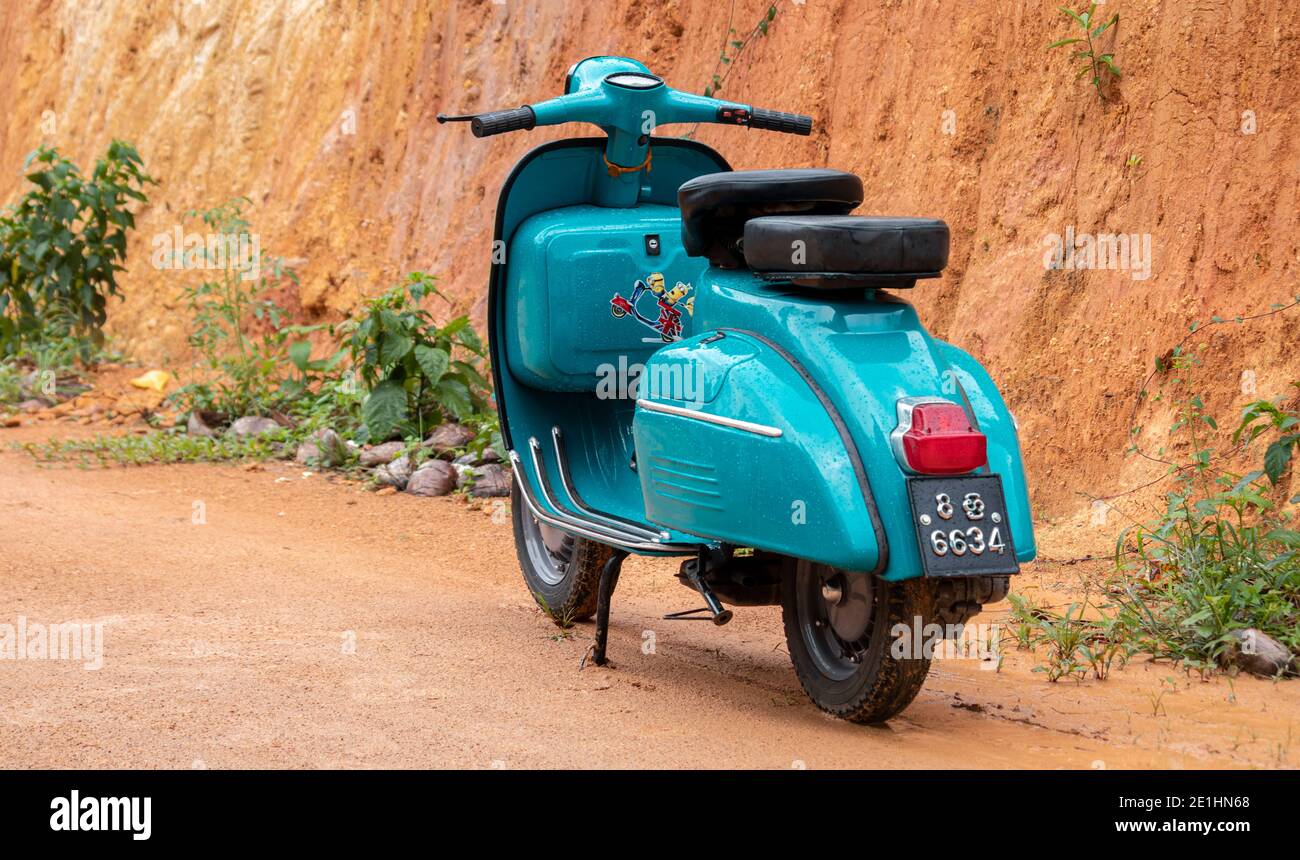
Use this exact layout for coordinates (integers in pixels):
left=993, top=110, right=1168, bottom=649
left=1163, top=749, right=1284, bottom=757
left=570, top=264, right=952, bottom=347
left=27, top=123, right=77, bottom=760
left=691, top=273, right=1035, bottom=580
left=632, top=331, right=883, bottom=571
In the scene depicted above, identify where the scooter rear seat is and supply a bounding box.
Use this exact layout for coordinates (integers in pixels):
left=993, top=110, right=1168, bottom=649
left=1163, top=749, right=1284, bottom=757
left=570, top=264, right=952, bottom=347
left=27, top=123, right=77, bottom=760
left=678, top=169, right=948, bottom=288
left=743, top=215, right=949, bottom=288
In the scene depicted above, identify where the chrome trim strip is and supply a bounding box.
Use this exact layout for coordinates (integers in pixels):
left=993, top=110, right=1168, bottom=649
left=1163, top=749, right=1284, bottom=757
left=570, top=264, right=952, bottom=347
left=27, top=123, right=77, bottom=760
left=550, top=427, right=664, bottom=540
left=635, top=399, right=783, bottom=438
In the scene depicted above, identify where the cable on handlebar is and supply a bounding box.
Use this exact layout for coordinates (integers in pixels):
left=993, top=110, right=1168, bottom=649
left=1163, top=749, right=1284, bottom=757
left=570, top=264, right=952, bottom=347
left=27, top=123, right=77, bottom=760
left=603, top=149, right=653, bottom=178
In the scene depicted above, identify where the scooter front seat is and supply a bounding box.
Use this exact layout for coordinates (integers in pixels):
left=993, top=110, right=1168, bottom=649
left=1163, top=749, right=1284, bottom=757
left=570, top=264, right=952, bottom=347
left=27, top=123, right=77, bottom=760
left=678, top=169, right=864, bottom=268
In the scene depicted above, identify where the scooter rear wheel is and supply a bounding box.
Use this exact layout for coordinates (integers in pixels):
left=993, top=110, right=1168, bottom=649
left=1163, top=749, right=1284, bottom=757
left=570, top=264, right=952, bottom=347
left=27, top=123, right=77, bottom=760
left=511, top=481, right=615, bottom=625
left=782, top=560, right=934, bottom=723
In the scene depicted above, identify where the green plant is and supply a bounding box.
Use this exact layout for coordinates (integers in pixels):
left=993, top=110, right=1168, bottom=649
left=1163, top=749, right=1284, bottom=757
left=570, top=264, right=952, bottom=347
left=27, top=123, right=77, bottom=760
left=1110, top=380, right=1300, bottom=673
left=17, top=427, right=297, bottom=467
left=533, top=592, right=577, bottom=631
left=1048, top=3, right=1120, bottom=100
left=1005, top=592, right=1047, bottom=650
left=171, top=199, right=335, bottom=419
left=702, top=3, right=781, bottom=99
left=0, top=141, right=154, bottom=359
left=282, top=372, right=366, bottom=437
left=1009, top=589, right=1130, bottom=681
left=0, top=361, right=22, bottom=404
left=463, top=411, right=504, bottom=461
left=0, top=331, right=104, bottom=408
left=1030, top=600, right=1091, bottom=683
left=1234, top=383, right=1300, bottom=494
left=341, top=272, right=491, bottom=442
left=1079, top=613, right=1130, bottom=680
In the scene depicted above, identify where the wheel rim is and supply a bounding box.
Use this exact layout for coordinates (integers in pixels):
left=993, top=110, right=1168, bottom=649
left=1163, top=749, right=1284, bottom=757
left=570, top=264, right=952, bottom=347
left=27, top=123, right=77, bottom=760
left=795, top=562, right=877, bottom=682
left=520, top=509, right=575, bottom=586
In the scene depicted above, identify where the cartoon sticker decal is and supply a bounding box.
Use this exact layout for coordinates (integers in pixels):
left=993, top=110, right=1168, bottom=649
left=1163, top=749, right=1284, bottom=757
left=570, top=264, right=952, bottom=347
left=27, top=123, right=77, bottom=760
left=610, top=272, right=695, bottom=342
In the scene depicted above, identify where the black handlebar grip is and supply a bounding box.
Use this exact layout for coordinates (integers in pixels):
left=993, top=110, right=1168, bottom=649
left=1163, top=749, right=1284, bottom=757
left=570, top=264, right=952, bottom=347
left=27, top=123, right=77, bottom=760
left=470, top=106, right=536, bottom=138
left=749, top=107, right=813, bottom=136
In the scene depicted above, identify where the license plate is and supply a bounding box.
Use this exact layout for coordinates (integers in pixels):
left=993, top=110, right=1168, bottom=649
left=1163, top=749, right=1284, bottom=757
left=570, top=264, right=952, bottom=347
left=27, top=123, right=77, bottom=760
left=907, top=476, right=1019, bottom=577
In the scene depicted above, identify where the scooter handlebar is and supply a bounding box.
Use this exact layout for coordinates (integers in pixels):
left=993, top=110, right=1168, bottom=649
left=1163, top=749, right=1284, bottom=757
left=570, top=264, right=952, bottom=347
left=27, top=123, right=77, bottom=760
left=438, top=92, right=813, bottom=138
left=436, top=106, right=537, bottom=137
left=711, top=103, right=813, bottom=135
left=472, top=106, right=537, bottom=137
left=747, top=106, right=813, bottom=136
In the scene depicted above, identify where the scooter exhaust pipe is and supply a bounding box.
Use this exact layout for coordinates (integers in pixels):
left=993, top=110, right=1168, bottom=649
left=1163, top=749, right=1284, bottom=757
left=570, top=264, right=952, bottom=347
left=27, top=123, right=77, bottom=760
left=665, top=554, right=733, bottom=626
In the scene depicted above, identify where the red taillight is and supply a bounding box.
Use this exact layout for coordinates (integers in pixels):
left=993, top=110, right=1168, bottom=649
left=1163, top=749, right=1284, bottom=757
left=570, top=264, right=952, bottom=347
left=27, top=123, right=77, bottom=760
left=895, top=401, right=987, bottom=475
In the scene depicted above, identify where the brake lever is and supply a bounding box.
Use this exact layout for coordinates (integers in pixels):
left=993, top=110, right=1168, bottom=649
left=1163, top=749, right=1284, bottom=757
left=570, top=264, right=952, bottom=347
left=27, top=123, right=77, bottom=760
left=435, top=113, right=476, bottom=124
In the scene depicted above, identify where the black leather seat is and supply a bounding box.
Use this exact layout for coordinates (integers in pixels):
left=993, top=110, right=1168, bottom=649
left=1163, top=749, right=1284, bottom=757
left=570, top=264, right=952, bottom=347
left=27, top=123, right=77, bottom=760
left=678, top=169, right=863, bottom=268
left=743, top=216, right=949, bottom=288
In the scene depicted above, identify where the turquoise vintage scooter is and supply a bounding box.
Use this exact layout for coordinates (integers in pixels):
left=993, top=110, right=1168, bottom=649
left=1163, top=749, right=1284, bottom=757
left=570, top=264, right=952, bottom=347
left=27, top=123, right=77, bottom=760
left=440, top=56, right=1035, bottom=723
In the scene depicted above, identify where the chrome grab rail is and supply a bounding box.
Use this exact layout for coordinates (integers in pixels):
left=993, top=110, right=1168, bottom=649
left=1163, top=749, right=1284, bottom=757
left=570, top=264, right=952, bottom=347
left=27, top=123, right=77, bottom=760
left=550, top=427, right=664, bottom=540
left=510, top=445, right=700, bottom=554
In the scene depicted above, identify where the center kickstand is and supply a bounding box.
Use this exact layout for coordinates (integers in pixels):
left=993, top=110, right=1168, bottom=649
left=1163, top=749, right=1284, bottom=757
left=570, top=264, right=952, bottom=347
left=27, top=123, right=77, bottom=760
left=584, top=549, right=629, bottom=669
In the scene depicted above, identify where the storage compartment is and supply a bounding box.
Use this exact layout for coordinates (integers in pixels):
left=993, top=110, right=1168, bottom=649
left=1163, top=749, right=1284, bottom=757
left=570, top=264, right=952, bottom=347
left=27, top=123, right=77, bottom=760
left=504, top=203, right=706, bottom=392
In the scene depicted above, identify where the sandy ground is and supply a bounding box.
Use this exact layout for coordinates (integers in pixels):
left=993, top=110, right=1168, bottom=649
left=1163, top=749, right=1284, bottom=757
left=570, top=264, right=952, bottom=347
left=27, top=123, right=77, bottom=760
left=0, top=432, right=1297, bottom=769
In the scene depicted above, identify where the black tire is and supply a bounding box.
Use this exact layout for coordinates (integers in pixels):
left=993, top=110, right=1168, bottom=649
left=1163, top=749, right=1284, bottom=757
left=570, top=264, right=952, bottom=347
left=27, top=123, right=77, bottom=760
left=511, top=481, right=615, bottom=625
left=781, top=559, right=934, bottom=723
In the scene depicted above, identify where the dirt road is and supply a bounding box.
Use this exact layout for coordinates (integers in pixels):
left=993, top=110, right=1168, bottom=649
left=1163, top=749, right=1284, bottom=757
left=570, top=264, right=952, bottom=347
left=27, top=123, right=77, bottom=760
left=1, top=443, right=1295, bottom=769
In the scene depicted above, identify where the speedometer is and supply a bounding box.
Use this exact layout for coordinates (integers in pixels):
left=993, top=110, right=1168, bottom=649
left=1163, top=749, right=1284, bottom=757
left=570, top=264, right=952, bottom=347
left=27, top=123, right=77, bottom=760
left=604, top=72, right=664, bottom=90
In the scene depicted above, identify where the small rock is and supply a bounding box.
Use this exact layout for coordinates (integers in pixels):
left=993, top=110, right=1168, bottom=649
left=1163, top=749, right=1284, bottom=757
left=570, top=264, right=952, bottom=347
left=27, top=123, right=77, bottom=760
left=229, top=416, right=281, bottom=438
left=375, top=486, right=398, bottom=496
left=300, top=428, right=346, bottom=467
left=359, top=441, right=405, bottom=467
left=17, top=399, right=45, bottom=414
left=373, top=456, right=413, bottom=490
left=453, top=453, right=476, bottom=466
left=2, top=416, right=19, bottom=428
left=1228, top=629, right=1295, bottom=677
left=187, top=412, right=217, bottom=437
left=294, top=442, right=322, bottom=464
left=18, top=371, right=48, bottom=400
left=480, top=447, right=502, bottom=464
left=406, top=460, right=457, bottom=497
left=467, top=463, right=511, bottom=498
left=422, top=422, right=475, bottom=455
